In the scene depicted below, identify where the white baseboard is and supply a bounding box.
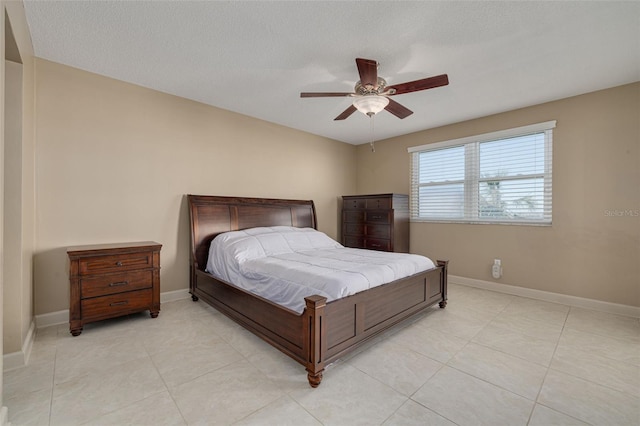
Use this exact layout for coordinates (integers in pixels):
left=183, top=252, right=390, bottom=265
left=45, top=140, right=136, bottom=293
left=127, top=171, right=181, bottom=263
left=34, top=309, right=68, bottom=329
left=450, top=275, right=640, bottom=318
left=0, top=406, right=9, bottom=426
left=3, top=320, right=36, bottom=372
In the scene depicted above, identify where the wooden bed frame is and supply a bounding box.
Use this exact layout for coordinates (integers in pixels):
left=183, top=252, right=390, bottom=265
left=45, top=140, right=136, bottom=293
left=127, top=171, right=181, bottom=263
left=188, top=194, right=448, bottom=387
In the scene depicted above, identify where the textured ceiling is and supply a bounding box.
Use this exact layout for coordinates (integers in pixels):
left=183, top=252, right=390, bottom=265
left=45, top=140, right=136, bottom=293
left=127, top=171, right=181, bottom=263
left=23, top=1, right=640, bottom=145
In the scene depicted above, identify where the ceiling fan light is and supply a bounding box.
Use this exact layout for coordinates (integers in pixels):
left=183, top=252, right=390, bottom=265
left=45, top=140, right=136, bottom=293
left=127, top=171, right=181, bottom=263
left=353, top=95, right=389, bottom=117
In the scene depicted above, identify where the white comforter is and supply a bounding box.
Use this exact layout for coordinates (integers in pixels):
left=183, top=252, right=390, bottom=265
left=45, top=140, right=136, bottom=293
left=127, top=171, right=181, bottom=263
left=206, top=226, right=435, bottom=313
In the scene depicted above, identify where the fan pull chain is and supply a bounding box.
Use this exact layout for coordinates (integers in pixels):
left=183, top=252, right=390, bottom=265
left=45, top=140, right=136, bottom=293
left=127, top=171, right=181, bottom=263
left=369, top=115, right=376, bottom=152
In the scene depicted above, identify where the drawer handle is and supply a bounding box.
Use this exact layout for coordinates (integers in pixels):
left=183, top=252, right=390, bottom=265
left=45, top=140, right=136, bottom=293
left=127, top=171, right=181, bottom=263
left=115, top=261, right=123, bottom=267
left=371, top=215, right=383, bottom=220
left=370, top=243, right=381, bottom=248
left=109, top=301, right=129, bottom=307
left=109, top=281, right=129, bottom=287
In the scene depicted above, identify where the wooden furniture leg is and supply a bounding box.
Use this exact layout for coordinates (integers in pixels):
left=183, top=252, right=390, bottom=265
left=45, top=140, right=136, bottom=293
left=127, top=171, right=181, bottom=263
left=304, top=295, right=327, bottom=387
left=437, top=259, right=449, bottom=308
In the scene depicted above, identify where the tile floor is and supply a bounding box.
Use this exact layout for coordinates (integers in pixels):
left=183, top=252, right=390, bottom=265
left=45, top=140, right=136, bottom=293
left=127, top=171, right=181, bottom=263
left=4, top=284, right=639, bottom=425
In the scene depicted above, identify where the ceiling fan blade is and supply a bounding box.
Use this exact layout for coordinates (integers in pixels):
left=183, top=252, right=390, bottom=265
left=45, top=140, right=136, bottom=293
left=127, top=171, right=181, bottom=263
left=385, top=98, right=413, bottom=119
left=334, top=104, right=357, bottom=121
left=300, top=92, right=354, bottom=98
left=387, top=74, right=449, bottom=95
left=355, top=58, right=378, bottom=89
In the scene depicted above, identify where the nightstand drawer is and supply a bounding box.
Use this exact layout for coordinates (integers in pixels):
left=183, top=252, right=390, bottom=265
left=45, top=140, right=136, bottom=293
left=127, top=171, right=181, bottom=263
left=81, top=270, right=153, bottom=298
left=79, top=252, right=154, bottom=275
left=81, top=288, right=153, bottom=321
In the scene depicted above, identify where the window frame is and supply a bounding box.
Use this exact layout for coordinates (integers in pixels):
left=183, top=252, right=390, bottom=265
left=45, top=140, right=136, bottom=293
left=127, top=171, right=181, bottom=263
left=408, top=121, right=555, bottom=226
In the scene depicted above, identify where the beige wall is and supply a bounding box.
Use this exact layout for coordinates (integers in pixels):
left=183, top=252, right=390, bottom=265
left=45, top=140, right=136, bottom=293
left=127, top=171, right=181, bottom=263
left=33, top=58, right=357, bottom=315
left=356, top=82, right=640, bottom=307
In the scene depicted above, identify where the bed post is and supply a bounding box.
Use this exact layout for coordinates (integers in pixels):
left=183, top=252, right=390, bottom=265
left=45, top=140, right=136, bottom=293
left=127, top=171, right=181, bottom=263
left=437, top=260, right=448, bottom=308
left=303, top=295, right=327, bottom=387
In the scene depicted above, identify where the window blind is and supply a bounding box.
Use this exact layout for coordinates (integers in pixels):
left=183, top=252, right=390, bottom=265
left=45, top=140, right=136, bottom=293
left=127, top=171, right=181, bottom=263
left=409, top=121, right=555, bottom=225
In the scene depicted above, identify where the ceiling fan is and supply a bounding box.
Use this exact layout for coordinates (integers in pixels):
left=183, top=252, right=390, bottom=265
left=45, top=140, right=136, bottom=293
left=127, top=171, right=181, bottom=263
left=300, top=58, right=449, bottom=121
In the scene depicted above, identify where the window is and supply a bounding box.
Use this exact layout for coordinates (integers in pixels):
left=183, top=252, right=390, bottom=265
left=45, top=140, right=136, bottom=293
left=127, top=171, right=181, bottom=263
left=409, top=121, right=555, bottom=225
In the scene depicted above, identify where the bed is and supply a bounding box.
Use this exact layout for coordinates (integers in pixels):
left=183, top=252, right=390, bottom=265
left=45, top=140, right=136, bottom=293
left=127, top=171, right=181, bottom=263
left=188, top=194, right=448, bottom=387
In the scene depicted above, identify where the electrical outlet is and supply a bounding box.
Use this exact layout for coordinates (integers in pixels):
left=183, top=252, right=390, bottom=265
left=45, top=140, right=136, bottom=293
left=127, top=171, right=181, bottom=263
left=492, top=259, right=502, bottom=279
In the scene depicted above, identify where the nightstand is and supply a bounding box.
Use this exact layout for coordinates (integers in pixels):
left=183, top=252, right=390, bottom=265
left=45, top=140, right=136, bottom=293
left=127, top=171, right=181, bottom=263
left=67, top=241, right=161, bottom=336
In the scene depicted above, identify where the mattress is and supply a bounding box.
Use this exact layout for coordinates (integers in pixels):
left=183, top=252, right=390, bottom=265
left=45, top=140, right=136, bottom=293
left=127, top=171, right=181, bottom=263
left=205, top=226, right=435, bottom=313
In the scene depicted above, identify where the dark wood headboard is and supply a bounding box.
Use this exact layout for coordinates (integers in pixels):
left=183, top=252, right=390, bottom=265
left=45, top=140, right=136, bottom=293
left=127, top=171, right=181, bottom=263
left=187, top=195, right=317, bottom=271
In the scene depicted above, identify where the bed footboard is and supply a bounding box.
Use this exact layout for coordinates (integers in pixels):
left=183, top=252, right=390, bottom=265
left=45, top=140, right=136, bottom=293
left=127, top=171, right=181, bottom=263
left=301, top=259, right=448, bottom=387
left=191, top=259, right=447, bottom=388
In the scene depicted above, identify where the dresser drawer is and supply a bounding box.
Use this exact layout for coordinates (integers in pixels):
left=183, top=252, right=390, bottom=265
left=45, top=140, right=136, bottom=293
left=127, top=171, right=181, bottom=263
left=343, top=197, right=393, bottom=210
left=344, top=223, right=365, bottom=236
left=81, top=288, right=153, bottom=321
left=343, top=210, right=365, bottom=223
left=366, top=224, right=390, bottom=239
left=365, top=211, right=391, bottom=224
left=79, top=251, right=154, bottom=275
left=81, top=270, right=153, bottom=299
left=343, top=236, right=365, bottom=248
left=344, top=198, right=367, bottom=209
left=365, top=197, right=392, bottom=210
left=365, top=239, right=391, bottom=251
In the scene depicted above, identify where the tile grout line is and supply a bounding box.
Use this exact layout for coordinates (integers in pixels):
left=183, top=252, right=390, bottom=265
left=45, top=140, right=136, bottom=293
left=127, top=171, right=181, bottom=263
left=525, top=305, right=572, bottom=425
left=139, top=323, right=189, bottom=426
left=404, top=294, right=513, bottom=425
left=545, top=307, right=640, bottom=401
left=443, top=295, right=541, bottom=424
left=47, top=326, right=61, bottom=426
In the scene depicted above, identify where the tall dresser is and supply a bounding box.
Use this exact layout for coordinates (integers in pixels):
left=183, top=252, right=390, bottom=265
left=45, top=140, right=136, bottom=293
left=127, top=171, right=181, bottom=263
left=342, top=193, right=409, bottom=253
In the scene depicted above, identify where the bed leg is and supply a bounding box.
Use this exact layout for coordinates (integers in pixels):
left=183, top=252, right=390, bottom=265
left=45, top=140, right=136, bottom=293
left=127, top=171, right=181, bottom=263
left=189, top=265, right=200, bottom=302
left=307, top=371, right=323, bottom=388
left=304, top=295, right=327, bottom=388
left=436, top=260, right=449, bottom=309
